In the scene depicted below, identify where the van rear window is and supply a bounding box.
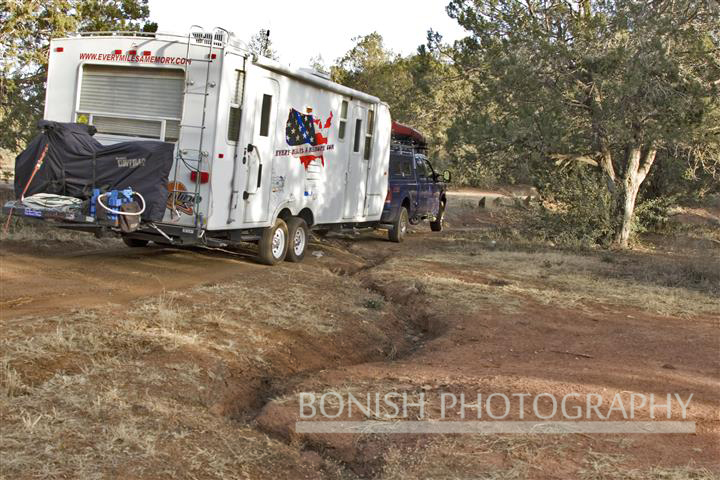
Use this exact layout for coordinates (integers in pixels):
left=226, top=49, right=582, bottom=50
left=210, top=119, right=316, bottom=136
left=390, top=154, right=414, bottom=177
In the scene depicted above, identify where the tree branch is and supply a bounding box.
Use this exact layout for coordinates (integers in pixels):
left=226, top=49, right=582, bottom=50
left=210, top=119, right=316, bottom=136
left=550, top=153, right=600, bottom=168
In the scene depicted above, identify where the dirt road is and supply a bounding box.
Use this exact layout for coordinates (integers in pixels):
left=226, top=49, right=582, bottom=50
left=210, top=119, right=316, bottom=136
left=1, top=193, right=718, bottom=479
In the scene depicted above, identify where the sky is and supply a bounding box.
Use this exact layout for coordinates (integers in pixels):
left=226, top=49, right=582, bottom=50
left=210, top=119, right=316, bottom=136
left=147, top=0, right=467, bottom=67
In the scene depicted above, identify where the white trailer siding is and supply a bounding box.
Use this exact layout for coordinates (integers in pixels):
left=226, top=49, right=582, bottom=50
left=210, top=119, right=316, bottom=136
left=215, top=63, right=390, bottom=230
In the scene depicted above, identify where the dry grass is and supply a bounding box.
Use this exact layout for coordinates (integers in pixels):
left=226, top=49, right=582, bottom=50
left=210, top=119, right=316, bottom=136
left=381, top=437, right=717, bottom=480
left=0, top=214, right=115, bottom=247
left=0, top=265, right=399, bottom=478
left=579, top=450, right=716, bottom=479
left=372, top=244, right=719, bottom=319
left=381, top=435, right=571, bottom=479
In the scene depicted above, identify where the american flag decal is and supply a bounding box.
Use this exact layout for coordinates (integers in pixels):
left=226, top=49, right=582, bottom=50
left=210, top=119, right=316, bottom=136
left=286, top=108, right=317, bottom=146
left=284, top=107, right=333, bottom=169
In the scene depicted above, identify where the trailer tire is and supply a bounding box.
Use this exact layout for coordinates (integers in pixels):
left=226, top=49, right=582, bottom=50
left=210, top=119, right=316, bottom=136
left=123, top=237, right=149, bottom=248
left=285, top=217, right=309, bottom=263
left=258, top=218, right=289, bottom=265
left=430, top=201, right=445, bottom=232
left=389, top=207, right=409, bottom=243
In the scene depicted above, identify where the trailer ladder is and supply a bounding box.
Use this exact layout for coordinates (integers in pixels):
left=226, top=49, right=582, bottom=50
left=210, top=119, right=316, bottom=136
left=169, top=26, right=229, bottom=235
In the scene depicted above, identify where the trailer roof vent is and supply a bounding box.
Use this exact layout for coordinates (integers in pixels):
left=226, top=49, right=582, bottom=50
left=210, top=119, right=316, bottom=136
left=299, top=67, right=331, bottom=81
left=192, top=31, right=226, bottom=47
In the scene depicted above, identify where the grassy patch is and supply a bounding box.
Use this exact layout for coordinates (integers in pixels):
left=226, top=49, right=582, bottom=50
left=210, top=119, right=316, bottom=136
left=385, top=243, right=719, bottom=318
left=381, top=435, right=571, bottom=479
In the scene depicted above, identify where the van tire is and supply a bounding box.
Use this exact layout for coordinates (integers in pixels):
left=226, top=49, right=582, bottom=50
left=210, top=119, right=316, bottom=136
left=285, top=217, right=309, bottom=263
left=123, top=237, right=149, bottom=248
left=258, top=218, right=289, bottom=265
left=430, top=201, right=445, bottom=232
left=389, top=207, right=409, bottom=243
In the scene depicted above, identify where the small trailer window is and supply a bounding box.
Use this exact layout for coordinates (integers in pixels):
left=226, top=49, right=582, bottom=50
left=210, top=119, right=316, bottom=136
left=338, top=100, right=348, bottom=140
left=364, top=109, right=374, bottom=160
left=353, top=118, right=362, bottom=153
left=227, top=70, right=245, bottom=142
left=78, top=65, right=184, bottom=142
left=259, top=94, right=272, bottom=137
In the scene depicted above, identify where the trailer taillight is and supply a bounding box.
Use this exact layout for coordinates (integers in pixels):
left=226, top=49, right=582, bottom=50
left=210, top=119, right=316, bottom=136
left=55, top=47, right=64, bottom=52
left=209, top=53, right=217, bottom=59
left=114, top=49, right=122, bottom=54
left=128, top=50, right=137, bottom=55
left=142, top=50, right=151, bottom=56
left=191, top=171, right=209, bottom=183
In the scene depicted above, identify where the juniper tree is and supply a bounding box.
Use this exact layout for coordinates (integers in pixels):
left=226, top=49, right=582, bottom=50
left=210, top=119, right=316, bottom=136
left=446, top=0, right=720, bottom=247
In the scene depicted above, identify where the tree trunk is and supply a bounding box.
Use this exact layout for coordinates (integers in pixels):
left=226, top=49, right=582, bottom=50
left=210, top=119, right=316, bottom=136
left=614, top=145, right=657, bottom=249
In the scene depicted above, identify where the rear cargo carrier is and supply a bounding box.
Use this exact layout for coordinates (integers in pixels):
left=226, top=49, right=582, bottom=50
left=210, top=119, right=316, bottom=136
left=12, top=120, right=173, bottom=221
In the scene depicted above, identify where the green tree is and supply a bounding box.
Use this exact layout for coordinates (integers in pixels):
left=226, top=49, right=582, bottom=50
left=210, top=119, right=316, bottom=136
left=331, top=33, right=409, bottom=104
left=332, top=32, right=470, bottom=167
left=0, top=0, right=155, bottom=152
left=446, top=0, right=720, bottom=248
left=246, top=28, right=278, bottom=60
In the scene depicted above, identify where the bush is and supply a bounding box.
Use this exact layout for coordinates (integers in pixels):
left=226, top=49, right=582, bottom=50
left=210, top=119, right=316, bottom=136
left=633, top=194, right=679, bottom=233
left=529, top=164, right=617, bottom=247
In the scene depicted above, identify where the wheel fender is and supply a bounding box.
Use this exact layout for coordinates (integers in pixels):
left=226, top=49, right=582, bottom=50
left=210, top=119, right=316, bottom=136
left=269, top=200, right=295, bottom=225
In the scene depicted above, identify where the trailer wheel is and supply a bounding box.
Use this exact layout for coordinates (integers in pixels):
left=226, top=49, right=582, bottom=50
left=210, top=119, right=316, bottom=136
left=389, top=207, right=409, bottom=243
left=285, top=217, right=309, bottom=263
left=430, top=201, right=445, bottom=232
left=123, top=237, right=149, bottom=248
left=258, top=218, right=289, bottom=265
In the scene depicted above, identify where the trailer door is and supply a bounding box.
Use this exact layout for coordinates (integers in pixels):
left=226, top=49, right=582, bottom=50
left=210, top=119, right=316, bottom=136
left=343, top=105, right=368, bottom=219
left=243, top=77, right=279, bottom=224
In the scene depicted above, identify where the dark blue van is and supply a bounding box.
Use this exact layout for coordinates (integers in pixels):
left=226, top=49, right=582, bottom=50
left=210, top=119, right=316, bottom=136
left=380, top=123, right=450, bottom=242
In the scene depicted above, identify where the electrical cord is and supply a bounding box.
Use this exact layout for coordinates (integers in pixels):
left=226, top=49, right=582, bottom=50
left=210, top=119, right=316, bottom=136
left=96, top=191, right=146, bottom=216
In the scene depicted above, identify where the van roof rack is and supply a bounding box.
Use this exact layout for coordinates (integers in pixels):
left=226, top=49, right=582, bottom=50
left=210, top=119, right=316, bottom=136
left=390, top=141, right=427, bottom=155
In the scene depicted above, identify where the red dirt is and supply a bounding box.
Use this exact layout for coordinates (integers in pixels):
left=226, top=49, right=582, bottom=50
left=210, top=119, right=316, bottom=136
left=1, top=191, right=718, bottom=478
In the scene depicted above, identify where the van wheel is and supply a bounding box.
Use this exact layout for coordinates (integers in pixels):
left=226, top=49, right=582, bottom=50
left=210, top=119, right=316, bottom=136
left=430, top=201, right=445, bottom=232
left=389, top=207, right=409, bottom=243
left=285, top=217, right=309, bottom=262
left=258, top=218, right=289, bottom=265
left=123, top=237, right=149, bottom=248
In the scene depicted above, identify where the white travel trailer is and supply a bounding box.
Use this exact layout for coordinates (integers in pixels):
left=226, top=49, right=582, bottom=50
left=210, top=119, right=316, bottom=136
left=41, top=27, right=392, bottom=264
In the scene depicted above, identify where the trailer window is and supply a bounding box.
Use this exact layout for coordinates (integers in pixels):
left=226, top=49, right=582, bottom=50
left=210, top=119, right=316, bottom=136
left=338, top=100, right=348, bottom=140
left=78, top=65, right=184, bottom=142
left=227, top=70, right=245, bottom=142
left=92, top=116, right=161, bottom=139
left=165, top=120, right=181, bottom=143
left=259, top=94, right=272, bottom=137
left=363, top=109, right=374, bottom=160
left=353, top=118, right=362, bottom=153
